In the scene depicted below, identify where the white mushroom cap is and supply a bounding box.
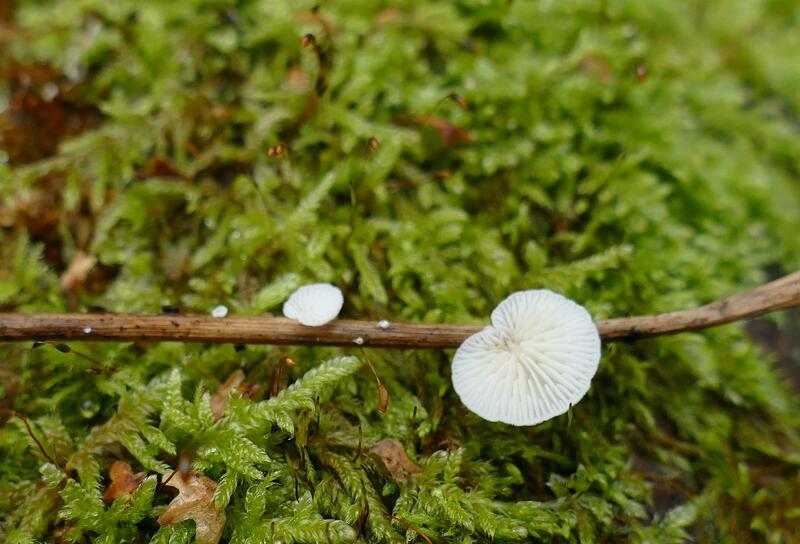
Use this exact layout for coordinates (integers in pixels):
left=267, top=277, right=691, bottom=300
left=282, top=283, right=344, bottom=326
left=452, top=289, right=601, bottom=426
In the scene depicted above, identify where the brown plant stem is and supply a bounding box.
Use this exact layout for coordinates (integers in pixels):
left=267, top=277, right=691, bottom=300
left=1, top=410, right=60, bottom=468
left=0, top=271, right=798, bottom=348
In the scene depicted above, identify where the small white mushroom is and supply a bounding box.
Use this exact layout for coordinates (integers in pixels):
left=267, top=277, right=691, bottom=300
left=282, top=283, right=344, bottom=327
left=451, top=289, right=601, bottom=426
left=211, top=305, right=228, bottom=318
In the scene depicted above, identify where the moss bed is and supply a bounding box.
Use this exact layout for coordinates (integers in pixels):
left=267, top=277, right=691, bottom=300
left=2, top=1, right=800, bottom=542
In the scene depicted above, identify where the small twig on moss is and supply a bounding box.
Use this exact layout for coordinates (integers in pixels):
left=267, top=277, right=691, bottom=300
left=383, top=512, right=434, bottom=544
left=280, top=31, right=330, bottom=144
left=157, top=470, right=178, bottom=493
left=32, top=340, right=115, bottom=374
left=359, top=347, right=389, bottom=413
left=1, top=410, right=60, bottom=468
left=0, top=271, right=798, bottom=348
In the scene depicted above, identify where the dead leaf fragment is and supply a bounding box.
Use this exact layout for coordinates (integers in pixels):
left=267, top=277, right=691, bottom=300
left=59, top=251, right=97, bottom=293
left=210, top=369, right=245, bottom=420
left=370, top=439, right=420, bottom=482
left=102, top=461, right=146, bottom=503
left=158, top=472, right=226, bottom=544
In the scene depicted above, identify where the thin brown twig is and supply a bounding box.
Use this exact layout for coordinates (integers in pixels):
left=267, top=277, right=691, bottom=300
left=0, top=271, right=798, bottom=348
left=157, top=470, right=177, bottom=493
left=383, top=512, right=434, bottom=544
left=1, top=410, right=60, bottom=468
left=35, top=340, right=115, bottom=374
left=359, top=347, right=389, bottom=412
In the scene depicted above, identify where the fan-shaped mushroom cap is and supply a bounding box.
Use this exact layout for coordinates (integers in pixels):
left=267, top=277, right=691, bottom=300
left=452, top=289, right=601, bottom=426
left=282, top=283, right=344, bottom=326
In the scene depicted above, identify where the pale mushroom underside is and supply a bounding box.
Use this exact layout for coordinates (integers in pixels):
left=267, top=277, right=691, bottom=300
left=452, top=289, right=601, bottom=426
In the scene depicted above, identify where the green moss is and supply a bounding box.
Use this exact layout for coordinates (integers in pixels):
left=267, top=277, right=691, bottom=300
left=2, top=0, right=800, bottom=542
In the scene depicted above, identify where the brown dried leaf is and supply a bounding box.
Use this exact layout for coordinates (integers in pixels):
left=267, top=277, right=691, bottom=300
left=102, top=461, right=146, bottom=503
left=158, top=472, right=226, bottom=544
left=370, top=439, right=420, bottom=482
left=59, top=251, right=97, bottom=293
left=210, top=369, right=245, bottom=420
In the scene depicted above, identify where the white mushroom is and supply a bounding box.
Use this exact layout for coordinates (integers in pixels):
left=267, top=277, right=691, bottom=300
left=211, top=304, right=228, bottom=318
left=282, top=283, right=344, bottom=326
left=451, top=289, right=601, bottom=426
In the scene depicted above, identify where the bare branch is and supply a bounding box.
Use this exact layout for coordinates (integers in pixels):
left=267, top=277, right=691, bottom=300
left=0, top=271, right=798, bottom=348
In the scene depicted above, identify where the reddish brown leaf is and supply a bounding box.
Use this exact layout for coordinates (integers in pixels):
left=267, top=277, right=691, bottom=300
left=102, top=461, right=146, bottom=503
left=158, top=472, right=226, bottom=544
left=210, top=369, right=245, bottom=420
left=370, top=439, right=420, bottom=482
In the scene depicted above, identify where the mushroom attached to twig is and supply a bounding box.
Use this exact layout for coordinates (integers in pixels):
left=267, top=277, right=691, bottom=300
left=282, top=283, right=344, bottom=326
left=451, top=290, right=601, bottom=426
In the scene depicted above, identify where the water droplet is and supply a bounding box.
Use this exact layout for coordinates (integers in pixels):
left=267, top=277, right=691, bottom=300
left=353, top=337, right=365, bottom=345
left=377, top=320, right=390, bottom=330
left=83, top=327, right=92, bottom=334
left=80, top=399, right=100, bottom=419
left=211, top=305, right=228, bottom=318
left=230, top=230, right=242, bottom=240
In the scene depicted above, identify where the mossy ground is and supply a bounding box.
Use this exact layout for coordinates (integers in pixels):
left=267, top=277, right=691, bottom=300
left=1, top=1, right=800, bottom=542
